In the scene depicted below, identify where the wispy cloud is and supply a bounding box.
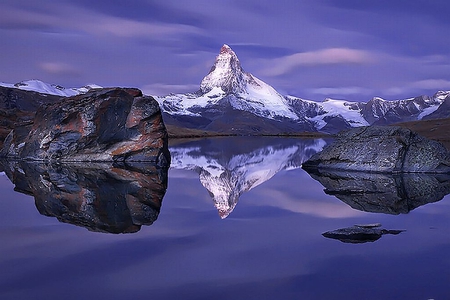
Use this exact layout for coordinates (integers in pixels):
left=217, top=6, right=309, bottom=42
left=385, top=79, right=450, bottom=96
left=260, top=48, right=375, bottom=76
left=250, top=188, right=363, bottom=218
left=141, top=83, right=199, bottom=96
left=38, top=62, right=80, bottom=76
left=310, top=86, right=374, bottom=97
left=0, top=3, right=202, bottom=39
left=410, top=79, right=450, bottom=90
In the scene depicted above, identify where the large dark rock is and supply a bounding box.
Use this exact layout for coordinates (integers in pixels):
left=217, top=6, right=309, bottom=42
left=1, top=160, right=168, bottom=233
left=304, top=168, right=450, bottom=214
left=1, top=88, right=170, bottom=165
left=0, top=86, right=62, bottom=147
left=0, top=85, right=62, bottom=111
left=303, top=126, right=450, bottom=173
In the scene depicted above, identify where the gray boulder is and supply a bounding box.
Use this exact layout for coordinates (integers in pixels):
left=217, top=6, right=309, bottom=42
left=303, top=126, right=450, bottom=173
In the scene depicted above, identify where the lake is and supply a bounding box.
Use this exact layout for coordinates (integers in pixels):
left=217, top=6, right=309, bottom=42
left=0, top=137, right=449, bottom=300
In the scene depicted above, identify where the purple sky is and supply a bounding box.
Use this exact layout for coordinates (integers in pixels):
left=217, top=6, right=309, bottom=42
left=1, top=0, right=450, bottom=101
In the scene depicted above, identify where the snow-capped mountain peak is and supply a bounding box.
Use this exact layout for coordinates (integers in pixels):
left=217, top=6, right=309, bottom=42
left=158, top=44, right=300, bottom=121
left=0, top=80, right=102, bottom=97
left=434, top=90, right=450, bottom=101
left=200, top=44, right=245, bottom=94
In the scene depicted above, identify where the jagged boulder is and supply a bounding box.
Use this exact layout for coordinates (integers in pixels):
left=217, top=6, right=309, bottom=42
left=0, top=86, right=62, bottom=147
left=0, top=85, right=62, bottom=111
left=303, top=126, right=450, bottom=173
left=1, top=88, right=170, bottom=165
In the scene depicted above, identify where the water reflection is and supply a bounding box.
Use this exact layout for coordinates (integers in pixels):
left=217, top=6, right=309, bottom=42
left=304, top=168, right=450, bottom=214
left=170, top=137, right=327, bottom=218
left=1, top=160, right=168, bottom=233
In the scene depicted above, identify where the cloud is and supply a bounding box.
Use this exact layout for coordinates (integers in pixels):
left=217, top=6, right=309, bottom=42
left=261, top=48, right=375, bottom=76
left=385, top=79, right=450, bottom=96
left=250, top=188, right=363, bottom=219
left=410, top=79, right=450, bottom=90
left=310, top=86, right=374, bottom=97
left=141, top=83, right=199, bottom=96
left=0, top=3, right=202, bottom=40
left=39, top=62, right=80, bottom=76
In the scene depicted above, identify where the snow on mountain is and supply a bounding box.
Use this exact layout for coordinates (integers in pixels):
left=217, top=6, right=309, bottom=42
left=157, top=44, right=298, bottom=121
left=0, top=80, right=102, bottom=97
left=170, top=138, right=326, bottom=218
left=361, top=93, right=446, bottom=125
left=155, top=45, right=450, bottom=133
left=287, top=96, right=368, bottom=130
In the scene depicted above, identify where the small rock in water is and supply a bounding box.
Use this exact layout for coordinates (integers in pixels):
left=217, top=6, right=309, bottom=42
left=322, top=223, right=405, bottom=243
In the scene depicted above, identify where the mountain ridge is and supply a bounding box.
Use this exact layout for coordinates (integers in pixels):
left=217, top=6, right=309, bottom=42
left=2, top=45, right=450, bottom=135
left=0, top=79, right=102, bottom=97
left=156, top=45, right=450, bottom=134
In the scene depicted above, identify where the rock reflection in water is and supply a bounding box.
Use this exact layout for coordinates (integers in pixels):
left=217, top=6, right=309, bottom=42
left=304, top=169, right=450, bottom=214
left=170, top=137, right=327, bottom=218
left=1, top=160, right=168, bottom=233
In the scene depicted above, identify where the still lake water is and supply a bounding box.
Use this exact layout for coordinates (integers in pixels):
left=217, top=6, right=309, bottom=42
left=0, top=137, right=449, bottom=300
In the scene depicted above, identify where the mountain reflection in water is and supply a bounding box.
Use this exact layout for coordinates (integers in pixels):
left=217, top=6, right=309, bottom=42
left=0, top=160, right=168, bottom=233
left=169, top=137, right=327, bottom=218
left=304, top=168, right=450, bottom=214
left=3, top=136, right=449, bottom=234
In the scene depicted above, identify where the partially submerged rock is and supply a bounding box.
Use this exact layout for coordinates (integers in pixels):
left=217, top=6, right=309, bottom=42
left=322, top=224, right=404, bottom=243
left=1, top=88, right=170, bottom=165
left=303, top=126, right=450, bottom=173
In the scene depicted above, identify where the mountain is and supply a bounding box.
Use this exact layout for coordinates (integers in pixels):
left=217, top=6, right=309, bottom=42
left=169, top=137, right=326, bottom=218
left=0, top=80, right=101, bottom=97
left=156, top=45, right=314, bottom=134
left=2, top=47, right=449, bottom=135
left=156, top=45, right=450, bottom=134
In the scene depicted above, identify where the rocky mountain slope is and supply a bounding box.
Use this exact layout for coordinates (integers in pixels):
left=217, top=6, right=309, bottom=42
left=156, top=45, right=450, bottom=134
left=156, top=45, right=315, bottom=134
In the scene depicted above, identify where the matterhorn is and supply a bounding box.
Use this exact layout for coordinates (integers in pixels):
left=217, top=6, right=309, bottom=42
left=157, top=44, right=314, bottom=134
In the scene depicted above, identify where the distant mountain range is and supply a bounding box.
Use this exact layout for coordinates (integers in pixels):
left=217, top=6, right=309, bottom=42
left=2, top=45, right=450, bottom=134
left=0, top=79, right=101, bottom=97
left=155, top=44, right=450, bottom=134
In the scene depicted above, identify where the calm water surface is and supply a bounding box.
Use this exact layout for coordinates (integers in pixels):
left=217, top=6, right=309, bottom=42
left=0, top=137, right=449, bottom=300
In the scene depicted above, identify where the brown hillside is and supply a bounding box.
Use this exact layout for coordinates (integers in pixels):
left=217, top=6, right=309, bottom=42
left=394, top=117, right=450, bottom=150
